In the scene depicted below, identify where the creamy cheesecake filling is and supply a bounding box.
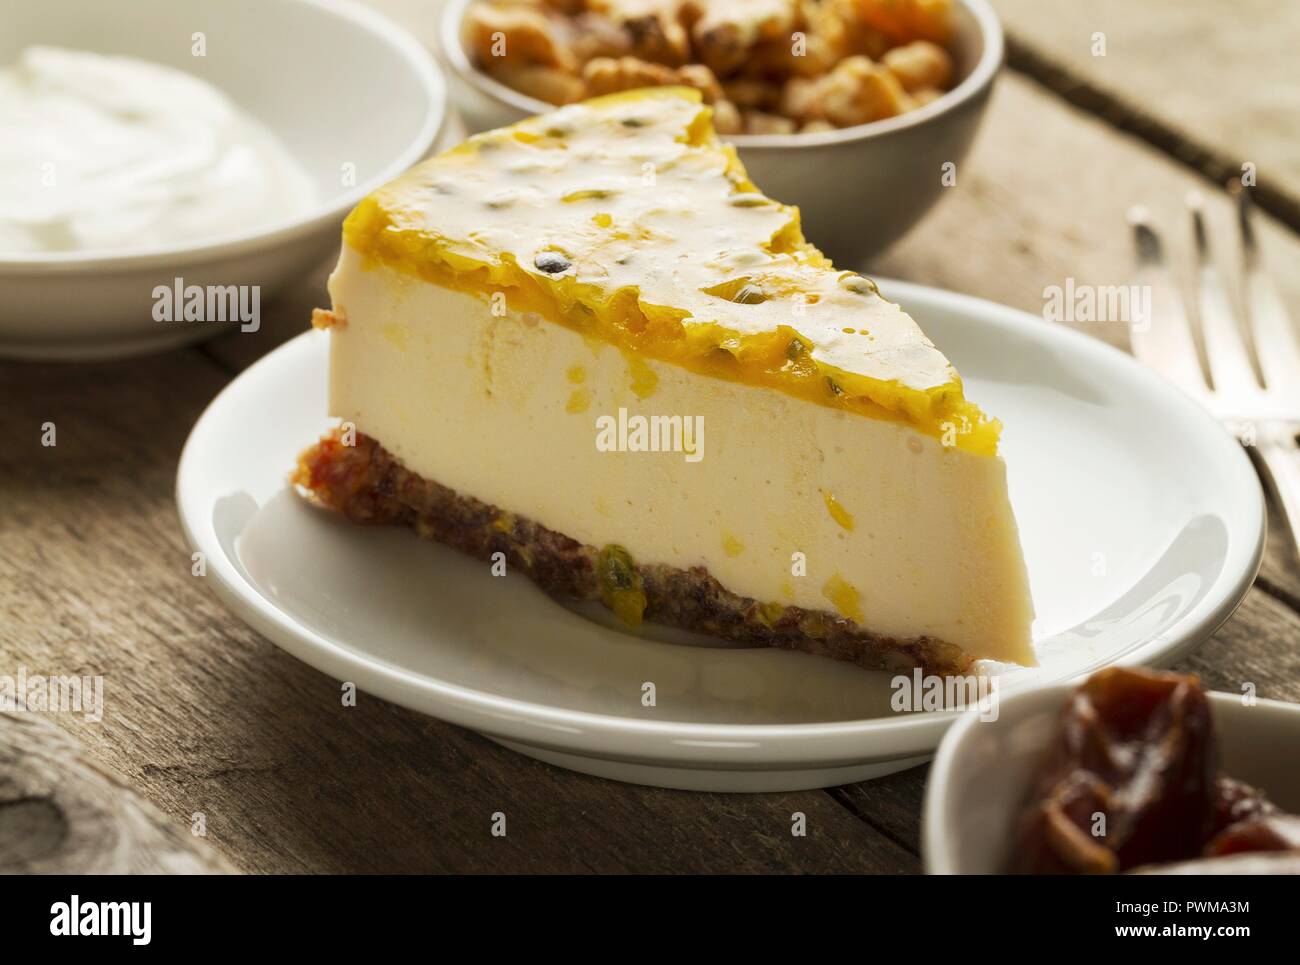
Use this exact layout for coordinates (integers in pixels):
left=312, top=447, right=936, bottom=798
left=295, top=427, right=977, bottom=676
left=325, top=248, right=1036, bottom=666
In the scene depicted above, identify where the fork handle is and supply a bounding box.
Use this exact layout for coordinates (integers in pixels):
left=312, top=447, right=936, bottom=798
left=1255, top=437, right=1300, bottom=559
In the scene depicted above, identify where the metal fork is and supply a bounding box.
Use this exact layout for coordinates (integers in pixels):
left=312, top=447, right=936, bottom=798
left=1128, top=184, right=1300, bottom=557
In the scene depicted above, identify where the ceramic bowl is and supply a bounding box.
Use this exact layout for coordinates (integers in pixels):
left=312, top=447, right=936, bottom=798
left=437, top=0, right=1002, bottom=265
left=923, top=682, right=1300, bottom=873
left=0, top=0, right=447, bottom=360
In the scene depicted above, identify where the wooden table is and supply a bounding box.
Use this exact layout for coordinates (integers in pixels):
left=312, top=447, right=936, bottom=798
left=3, top=1, right=1298, bottom=873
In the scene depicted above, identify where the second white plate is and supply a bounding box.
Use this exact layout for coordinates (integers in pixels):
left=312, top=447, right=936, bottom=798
left=176, top=280, right=1265, bottom=791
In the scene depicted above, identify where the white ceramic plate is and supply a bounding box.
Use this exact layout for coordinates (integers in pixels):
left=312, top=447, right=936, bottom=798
left=176, top=280, right=1265, bottom=791
left=0, top=0, right=446, bottom=359
left=923, top=683, right=1300, bottom=874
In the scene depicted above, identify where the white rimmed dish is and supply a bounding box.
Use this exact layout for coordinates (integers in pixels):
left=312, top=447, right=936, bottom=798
left=176, top=280, right=1265, bottom=792
left=437, top=0, right=1002, bottom=263
left=923, top=683, right=1300, bottom=874
left=0, top=0, right=447, bottom=360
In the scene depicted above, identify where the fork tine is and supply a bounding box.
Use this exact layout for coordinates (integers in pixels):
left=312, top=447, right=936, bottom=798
left=1187, top=191, right=1262, bottom=404
left=1233, top=181, right=1300, bottom=405
left=1126, top=206, right=1208, bottom=396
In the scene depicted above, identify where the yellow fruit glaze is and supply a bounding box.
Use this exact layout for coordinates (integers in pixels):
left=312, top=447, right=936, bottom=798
left=822, top=490, right=856, bottom=531
left=342, top=87, right=998, bottom=454
left=823, top=574, right=865, bottom=624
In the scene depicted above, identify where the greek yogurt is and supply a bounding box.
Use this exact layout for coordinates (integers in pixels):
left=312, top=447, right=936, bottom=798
left=0, top=46, right=317, bottom=254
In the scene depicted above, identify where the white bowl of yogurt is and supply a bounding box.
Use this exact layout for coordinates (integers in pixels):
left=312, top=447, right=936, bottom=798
left=0, top=0, right=448, bottom=359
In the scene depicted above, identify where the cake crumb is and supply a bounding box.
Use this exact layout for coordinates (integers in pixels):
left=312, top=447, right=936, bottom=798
left=312, top=307, right=346, bottom=330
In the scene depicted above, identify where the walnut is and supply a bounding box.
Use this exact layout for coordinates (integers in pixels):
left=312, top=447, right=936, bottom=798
left=568, top=12, right=635, bottom=62
left=743, top=109, right=798, bottom=135
left=845, top=0, right=953, bottom=45
left=909, top=86, right=944, bottom=108
left=583, top=56, right=723, bottom=104
left=710, top=98, right=743, bottom=134
left=830, top=0, right=891, bottom=59
left=486, top=62, right=588, bottom=104
left=817, top=55, right=906, bottom=127
left=463, top=3, right=575, bottom=72
left=779, top=76, right=820, bottom=122
left=673, top=63, right=724, bottom=103
left=766, top=0, right=851, bottom=78
left=591, top=0, right=692, bottom=66
left=692, top=0, right=800, bottom=76
left=723, top=78, right=778, bottom=111
left=460, top=0, right=956, bottom=129
left=882, top=40, right=953, bottom=92
left=582, top=55, right=676, bottom=96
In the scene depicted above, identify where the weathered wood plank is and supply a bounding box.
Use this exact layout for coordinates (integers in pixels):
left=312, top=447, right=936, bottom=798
left=0, top=712, right=238, bottom=873
left=828, top=766, right=930, bottom=856
left=1183, top=586, right=1300, bottom=703
left=1261, top=500, right=1300, bottom=612
left=992, top=0, right=1300, bottom=232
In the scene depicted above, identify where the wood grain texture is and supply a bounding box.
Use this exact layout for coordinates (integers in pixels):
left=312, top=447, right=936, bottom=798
left=992, top=0, right=1300, bottom=231
left=1184, top=588, right=1300, bottom=702
left=0, top=712, right=237, bottom=874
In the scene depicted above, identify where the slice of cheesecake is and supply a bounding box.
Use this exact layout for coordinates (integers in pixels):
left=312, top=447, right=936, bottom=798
left=294, top=87, right=1034, bottom=674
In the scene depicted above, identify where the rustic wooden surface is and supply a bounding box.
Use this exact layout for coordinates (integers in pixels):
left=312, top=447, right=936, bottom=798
left=1, top=4, right=1298, bottom=874
left=0, top=713, right=237, bottom=874
left=991, top=0, right=1300, bottom=232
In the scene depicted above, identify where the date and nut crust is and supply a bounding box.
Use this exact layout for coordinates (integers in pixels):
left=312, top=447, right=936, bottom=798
left=293, top=427, right=975, bottom=676
left=463, top=0, right=954, bottom=134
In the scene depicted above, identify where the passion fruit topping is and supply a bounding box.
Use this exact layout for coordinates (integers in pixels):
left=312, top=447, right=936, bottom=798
left=597, top=544, right=647, bottom=627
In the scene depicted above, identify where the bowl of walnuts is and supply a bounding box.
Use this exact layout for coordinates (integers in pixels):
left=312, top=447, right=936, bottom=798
left=439, top=0, right=1002, bottom=264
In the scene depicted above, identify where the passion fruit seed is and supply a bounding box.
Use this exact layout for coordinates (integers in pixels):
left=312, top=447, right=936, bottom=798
left=826, top=376, right=844, bottom=396
left=786, top=336, right=808, bottom=359
left=534, top=251, right=572, bottom=274
left=839, top=274, right=878, bottom=296
left=597, top=544, right=637, bottom=591
left=758, top=601, right=785, bottom=628
left=728, top=193, right=769, bottom=208
left=563, top=188, right=615, bottom=203
left=732, top=284, right=767, bottom=305
left=596, top=544, right=647, bottom=627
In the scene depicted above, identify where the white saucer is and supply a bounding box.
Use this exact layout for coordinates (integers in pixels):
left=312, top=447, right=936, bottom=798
left=176, top=280, right=1265, bottom=791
